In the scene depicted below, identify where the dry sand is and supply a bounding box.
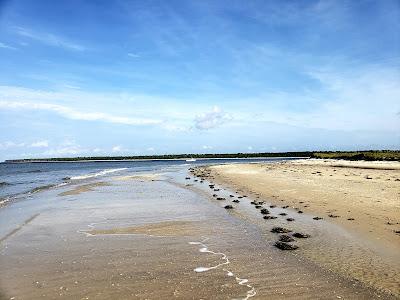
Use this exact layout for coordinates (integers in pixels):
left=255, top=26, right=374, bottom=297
left=209, top=159, right=400, bottom=249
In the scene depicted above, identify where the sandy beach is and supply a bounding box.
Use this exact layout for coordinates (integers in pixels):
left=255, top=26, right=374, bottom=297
left=1, top=159, right=399, bottom=299
left=196, top=159, right=400, bottom=296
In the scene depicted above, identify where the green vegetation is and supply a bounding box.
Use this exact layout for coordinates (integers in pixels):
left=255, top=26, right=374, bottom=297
left=311, top=150, right=400, bottom=161
left=4, top=150, right=399, bottom=162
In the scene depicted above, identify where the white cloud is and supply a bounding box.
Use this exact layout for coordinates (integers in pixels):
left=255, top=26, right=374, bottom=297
left=0, top=101, right=162, bottom=126
left=202, top=145, right=213, bottom=149
left=247, top=146, right=253, bottom=150
left=146, top=147, right=155, bottom=152
left=0, top=42, right=17, bottom=50
left=15, top=27, right=85, bottom=51
left=112, top=145, right=122, bottom=153
left=30, top=140, right=49, bottom=148
left=194, top=106, right=232, bottom=130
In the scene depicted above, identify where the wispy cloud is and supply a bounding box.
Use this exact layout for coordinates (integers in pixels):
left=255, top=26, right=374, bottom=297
left=15, top=27, right=85, bottom=51
left=0, top=42, right=17, bottom=50
left=194, top=106, right=232, bottom=130
left=127, top=52, right=140, bottom=58
left=0, top=141, right=25, bottom=150
left=0, top=140, right=49, bottom=150
left=0, top=101, right=162, bottom=126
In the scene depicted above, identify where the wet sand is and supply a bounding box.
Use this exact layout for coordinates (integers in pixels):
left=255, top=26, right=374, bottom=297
left=58, top=181, right=111, bottom=196
left=196, top=159, right=400, bottom=297
left=0, top=166, right=398, bottom=299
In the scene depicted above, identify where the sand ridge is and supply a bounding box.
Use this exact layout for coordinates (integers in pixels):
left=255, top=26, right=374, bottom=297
left=58, top=182, right=111, bottom=196
left=84, top=220, right=202, bottom=237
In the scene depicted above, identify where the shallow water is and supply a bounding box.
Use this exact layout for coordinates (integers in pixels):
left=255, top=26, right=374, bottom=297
left=0, top=163, right=395, bottom=299
left=0, top=158, right=290, bottom=205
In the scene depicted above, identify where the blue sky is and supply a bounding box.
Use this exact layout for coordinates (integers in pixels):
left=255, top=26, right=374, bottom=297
left=0, top=0, right=399, bottom=160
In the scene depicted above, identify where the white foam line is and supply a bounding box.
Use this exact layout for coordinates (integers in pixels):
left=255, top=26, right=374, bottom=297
left=70, top=168, right=128, bottom=180
left=189, top=239, right=256, bottom=300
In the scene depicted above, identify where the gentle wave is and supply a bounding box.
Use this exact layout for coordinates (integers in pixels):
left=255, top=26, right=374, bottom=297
left=189, top=239, right=256, bottom=300
left=70, top=168, right=128, bottom=180
left=0, top=182, right=69, bottom=208
left=0, top=196, right=11, bottom=206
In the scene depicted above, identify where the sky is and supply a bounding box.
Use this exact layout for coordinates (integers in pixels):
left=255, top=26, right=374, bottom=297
left=0, top=0, right=399, bottom=160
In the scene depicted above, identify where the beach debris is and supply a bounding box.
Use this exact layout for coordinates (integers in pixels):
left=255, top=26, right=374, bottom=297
left=365, top=175, right=372, bottom=179
left=286, top=218, right=295, bottom=222
left=216, top=197, right=226, bottom=201
left=292, top=232, right=310, bottom=238
left=250, top=201, right=258, bottom=205
left=232, top=199, right=240, bottom=203
left=279, top=235, right=295, bottom=242
left=263, top=215, right=277, bottom=220
left=347, top=218, right=355, bottom=221
left=271, top=227, right=292, bottom=233
left=269, top=205, right=276, bottom=208
left=214, top=189, right=220, bottom=191
left=282, top=205, right=289, bottom=209
left=260, top=208, right=270, bottom=215
left=279, top=212, right=287, bottom=216
left=229, top=195, right=234, bottom=197
left=328, top=214, right=340, bottom=218
left=238, top=196, right=243, bottom=199
left=313, top=216, right=323, bottom=220
left=224, top=205, right=234, bottom=209
left=394, top=230, right=400, bottom=235
left=185, top=177, right=190, bottom=180
left=255, top=205, right=262, bottom=209
left=213, top=194, right=217, bottom=197
left=274, top=241, right=298, bottom=250
left=297, top=210, right=303, bottom=214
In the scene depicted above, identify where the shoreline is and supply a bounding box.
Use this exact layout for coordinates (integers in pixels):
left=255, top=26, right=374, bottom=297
left=2, top=156, right=308, bottom=164
left=193, top=159, right=400, bottom=296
